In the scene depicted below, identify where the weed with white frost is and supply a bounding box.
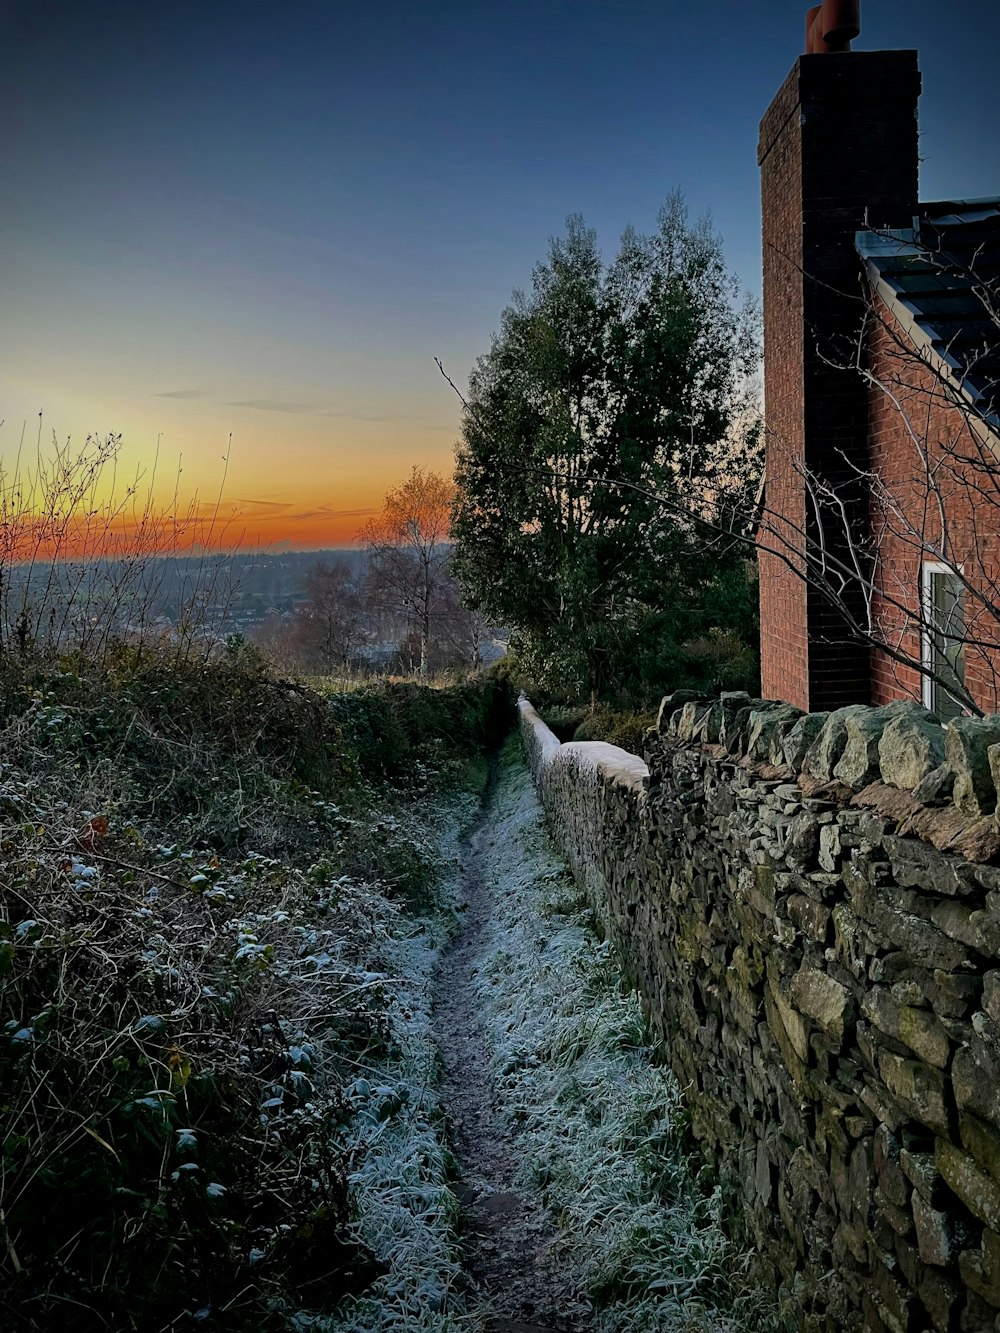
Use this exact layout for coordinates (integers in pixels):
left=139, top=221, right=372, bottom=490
left=315, top=792, right=484, bottom=1333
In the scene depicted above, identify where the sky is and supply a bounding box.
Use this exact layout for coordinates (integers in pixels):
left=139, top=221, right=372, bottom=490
left=1, top=0, right=998, bottom=550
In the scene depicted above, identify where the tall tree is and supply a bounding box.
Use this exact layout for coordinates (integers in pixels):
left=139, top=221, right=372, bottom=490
left=360, top=467, right=455, bottom=679
left=450, top=195, right=760, bottom=699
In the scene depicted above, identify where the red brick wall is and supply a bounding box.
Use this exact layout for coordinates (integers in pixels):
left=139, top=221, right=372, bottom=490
left=759, top=63, right=810, bottom=709
left=867, top=306, right=1000, bottom=714
left=758, top=52, right=921, bottom=711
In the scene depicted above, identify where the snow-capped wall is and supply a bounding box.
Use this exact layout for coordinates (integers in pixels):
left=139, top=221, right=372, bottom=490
left=520, top=691, right=1000, bottom=1333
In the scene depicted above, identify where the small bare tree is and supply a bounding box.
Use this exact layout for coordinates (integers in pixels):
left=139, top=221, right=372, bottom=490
left=360, top=467, right=455, bottom=679
left=430, top=577, right=492, bottom=672
left=0, top=422, right=246, bottom=666
left=297, top=557, right=365, bottom=673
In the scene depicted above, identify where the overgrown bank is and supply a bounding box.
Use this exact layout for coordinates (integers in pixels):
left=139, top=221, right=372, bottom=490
left=0, top=651, right=508, bottom=1331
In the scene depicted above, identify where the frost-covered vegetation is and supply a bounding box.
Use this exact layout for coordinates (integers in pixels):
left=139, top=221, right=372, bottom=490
left=0, top=647, right=508, bottom=1331
left=475, top=742, right=785, bottom=1333
left=321, top=815, right=480, bottom=1333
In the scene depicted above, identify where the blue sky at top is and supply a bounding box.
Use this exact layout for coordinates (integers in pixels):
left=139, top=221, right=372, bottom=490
left=1, top=0, right=996, bottom=544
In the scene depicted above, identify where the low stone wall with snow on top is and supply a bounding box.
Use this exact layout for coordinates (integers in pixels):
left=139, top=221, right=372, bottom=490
left=520, top=690, right=1000, bottom=1333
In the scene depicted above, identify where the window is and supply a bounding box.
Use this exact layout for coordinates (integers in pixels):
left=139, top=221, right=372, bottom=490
left=922, top=563, right=966, bottom=721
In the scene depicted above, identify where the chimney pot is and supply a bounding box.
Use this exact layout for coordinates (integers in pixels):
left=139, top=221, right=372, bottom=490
left=806, top=0, right=861, bottom=53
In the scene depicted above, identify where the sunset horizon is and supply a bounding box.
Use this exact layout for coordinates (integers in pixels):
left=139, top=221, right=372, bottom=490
left=6, top=1, right=995, bottom=555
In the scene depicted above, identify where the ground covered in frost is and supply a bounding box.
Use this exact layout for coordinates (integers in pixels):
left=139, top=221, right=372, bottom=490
left=317, top=790, right=481, bottom=1333
left=2, top=661, right=786, bottom=1332
left=342, top=737, right=785, bottom=1332
left=466, top=741, right=785, bottom=1333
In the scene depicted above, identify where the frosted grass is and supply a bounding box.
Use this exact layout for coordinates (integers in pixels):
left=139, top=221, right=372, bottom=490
left=314, top=745, right=784, bottom=1333
left=474, top=742, right=785, bottom=1333
left=315, top=794, right=485, bottom=1333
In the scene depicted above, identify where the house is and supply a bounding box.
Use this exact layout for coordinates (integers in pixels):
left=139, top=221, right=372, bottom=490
left=757, top=1, right=1000, bottom=717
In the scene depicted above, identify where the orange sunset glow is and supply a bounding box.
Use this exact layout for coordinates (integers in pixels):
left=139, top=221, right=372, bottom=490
left=5, top=0, right=993, bottom=564
left=2, top=407, right=460, bottom=555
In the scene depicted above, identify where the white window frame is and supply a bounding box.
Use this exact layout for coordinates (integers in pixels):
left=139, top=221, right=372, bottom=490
left=921, top=561, right=965, bottom=715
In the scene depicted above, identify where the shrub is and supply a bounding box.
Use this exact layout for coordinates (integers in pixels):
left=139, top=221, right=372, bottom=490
left=0, top=843, right=366, bottom=1329
left=572, top=708, right=656, bottom=756
left=537, top=704, right=590, bottom=742
left=326, top=676, right=511, bottom=781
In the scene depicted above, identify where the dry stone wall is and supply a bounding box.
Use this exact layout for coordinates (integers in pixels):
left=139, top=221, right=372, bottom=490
left=520, top=692, right=1000, bottom=1333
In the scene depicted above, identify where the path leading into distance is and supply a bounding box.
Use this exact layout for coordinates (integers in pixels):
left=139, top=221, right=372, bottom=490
left=432, top=752, right=592, bottom=1333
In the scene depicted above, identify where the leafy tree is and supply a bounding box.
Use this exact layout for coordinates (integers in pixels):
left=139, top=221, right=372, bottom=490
left=451, top=194, right=761, bottom=701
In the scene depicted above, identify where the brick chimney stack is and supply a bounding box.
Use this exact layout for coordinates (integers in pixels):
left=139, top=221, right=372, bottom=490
left=758, top=51, right=921, bottom=711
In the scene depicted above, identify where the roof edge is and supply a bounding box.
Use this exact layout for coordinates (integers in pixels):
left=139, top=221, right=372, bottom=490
left=855, top=234, right=1000, bottom=445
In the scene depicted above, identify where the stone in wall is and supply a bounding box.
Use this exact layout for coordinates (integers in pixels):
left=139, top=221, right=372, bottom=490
left=880, top=711, right=947, bottom=791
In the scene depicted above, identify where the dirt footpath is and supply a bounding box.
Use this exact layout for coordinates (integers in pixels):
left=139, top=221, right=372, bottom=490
left=431, top=757, right=590, bottom=1333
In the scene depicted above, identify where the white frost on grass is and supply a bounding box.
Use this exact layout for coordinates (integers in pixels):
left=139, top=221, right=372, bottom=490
left=318, top=793, right=483, bottom=1333
left=474, top=743, right=783, bottom=1333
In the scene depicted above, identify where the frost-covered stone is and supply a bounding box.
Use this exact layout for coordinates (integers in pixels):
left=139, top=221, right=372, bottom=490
left=946, top=717, right=1000, bottom=817
left=879, top=710, right=947, bottom=791
left=556, top=740, right=648, bottom=793
left=517, top=697, right=561, bottom=775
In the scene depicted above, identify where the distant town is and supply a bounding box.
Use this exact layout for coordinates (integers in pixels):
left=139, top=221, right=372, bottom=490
left=0, top=546, right=507, bottom=675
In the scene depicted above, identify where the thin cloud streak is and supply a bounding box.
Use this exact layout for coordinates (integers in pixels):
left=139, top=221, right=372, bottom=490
left=182, top=499, right=376, bottom=530
left=232, top=498, right=296, bottom=515
left=322, top=408, right=435, bottom=424
left=229, top=398, right=316, bottom=414
left=154, top=387, right=211, bottom=399
left=294, top=506, right=376, bottom=521
left=321, top=411, right=458, bottom=433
